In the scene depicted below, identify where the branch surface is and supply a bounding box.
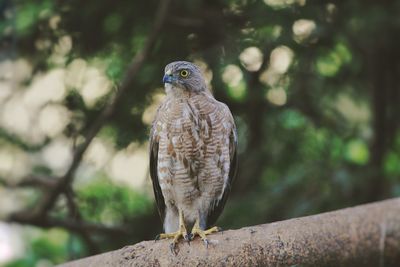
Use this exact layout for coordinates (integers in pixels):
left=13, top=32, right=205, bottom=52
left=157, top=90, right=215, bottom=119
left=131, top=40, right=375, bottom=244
left=60, top=198, right=400, bottom=267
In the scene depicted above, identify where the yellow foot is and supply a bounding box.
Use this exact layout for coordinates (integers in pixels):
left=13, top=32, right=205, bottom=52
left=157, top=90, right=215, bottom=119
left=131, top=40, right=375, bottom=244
left=191, top=224, right=221, bottom=248
left=155, top=229, right=190, bottom=243
left=155, top=228, right=190, bottom=254
left=155, top=210, right=189, bottom=255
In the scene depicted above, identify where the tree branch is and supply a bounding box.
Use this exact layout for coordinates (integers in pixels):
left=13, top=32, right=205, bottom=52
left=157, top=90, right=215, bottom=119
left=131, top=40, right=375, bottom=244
left=60, top=198, right=400, bottom=267
left=0, top=175, right=57, bottom=188
left=64, top=187, right=101, bottom=255
left=8, top=213, right=131, bottom=236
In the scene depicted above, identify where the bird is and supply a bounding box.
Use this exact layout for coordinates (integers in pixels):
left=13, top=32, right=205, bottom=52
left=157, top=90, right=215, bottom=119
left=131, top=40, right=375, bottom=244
left=149, top=61, right=238, bottom=251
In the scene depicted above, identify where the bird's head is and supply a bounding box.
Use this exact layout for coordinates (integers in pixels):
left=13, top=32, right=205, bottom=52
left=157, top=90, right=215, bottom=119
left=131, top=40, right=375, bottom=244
left=163, top=61, right=206, bottom=93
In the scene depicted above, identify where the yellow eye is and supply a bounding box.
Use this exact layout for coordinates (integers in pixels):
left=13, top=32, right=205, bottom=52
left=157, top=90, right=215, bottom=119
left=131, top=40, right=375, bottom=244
left=180, top=70, right=189, bottom=78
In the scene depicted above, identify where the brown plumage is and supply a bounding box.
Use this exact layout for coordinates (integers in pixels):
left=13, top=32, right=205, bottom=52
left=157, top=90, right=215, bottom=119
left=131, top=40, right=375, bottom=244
left=149, top=61, right=237, bottom=245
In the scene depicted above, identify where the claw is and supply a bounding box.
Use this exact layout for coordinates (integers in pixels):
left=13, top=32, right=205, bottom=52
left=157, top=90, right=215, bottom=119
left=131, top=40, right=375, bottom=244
left=169, top=242, right=177, bottom=255
left=184, top=233, right=193, bottom=241
left=203, top=238, right=209, bottom=248
left=155, top=212, right=221, bottom=251
left=184, top=233, right=192, bottom=246
left=190, top=220, right=220, bottom=248
left=184, top=234, right=189, bottom=241
left=155, top=210, right=188, bottom=252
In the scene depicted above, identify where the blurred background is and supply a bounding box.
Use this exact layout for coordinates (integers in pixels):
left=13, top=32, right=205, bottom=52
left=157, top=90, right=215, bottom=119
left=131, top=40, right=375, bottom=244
left=1, top=0, right=400, bottom=266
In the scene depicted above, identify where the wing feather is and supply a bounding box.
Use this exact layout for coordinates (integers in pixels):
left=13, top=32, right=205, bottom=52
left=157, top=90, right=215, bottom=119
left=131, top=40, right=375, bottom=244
left=149, top=128, right=166, bottom=223
left=206, top=111, right=238, bottom=227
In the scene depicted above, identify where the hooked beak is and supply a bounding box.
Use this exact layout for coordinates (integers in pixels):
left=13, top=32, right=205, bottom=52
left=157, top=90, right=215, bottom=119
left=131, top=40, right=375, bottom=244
left=163, top=74, right=174, bottom=84
left=163, top=69, right=175, bottom=84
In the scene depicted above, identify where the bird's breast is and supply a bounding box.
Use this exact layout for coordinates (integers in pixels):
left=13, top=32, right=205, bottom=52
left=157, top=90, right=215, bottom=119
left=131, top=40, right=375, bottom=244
left=156, top=96, right=220, bottom=169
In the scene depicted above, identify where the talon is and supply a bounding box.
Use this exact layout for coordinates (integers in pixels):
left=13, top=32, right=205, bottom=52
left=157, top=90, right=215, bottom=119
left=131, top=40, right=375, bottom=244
left=184, top=233, right=191, bottom=246
left=155, top=210, right=188, bottom=250
left=169, top=243, right=177, bottom=255
left=184, top=233, right=192, bottom=241
left=190, top=220, right=220, bottom=247
left=203, top=238, right=209, bottom=248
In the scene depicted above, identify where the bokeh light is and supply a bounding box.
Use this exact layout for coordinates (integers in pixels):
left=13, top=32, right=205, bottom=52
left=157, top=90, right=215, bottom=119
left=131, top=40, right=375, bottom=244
left=239, top=47, right=264, bottom=72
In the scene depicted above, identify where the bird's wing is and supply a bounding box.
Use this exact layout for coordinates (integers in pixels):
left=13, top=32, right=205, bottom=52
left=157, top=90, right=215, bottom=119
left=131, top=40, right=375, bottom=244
left=206, top=104, right=238, bottom=227
left=149, top=120, right=166, bottom=223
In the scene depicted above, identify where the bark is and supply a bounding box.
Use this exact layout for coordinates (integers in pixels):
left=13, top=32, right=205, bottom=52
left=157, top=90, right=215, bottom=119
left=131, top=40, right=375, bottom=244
left=60, top=198, right=400, bottom=267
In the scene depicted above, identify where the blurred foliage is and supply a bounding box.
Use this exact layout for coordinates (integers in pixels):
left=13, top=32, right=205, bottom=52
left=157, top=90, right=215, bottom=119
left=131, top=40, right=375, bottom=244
left=6, top=229, right=74, bottom=266
left=1, top=0, right=400, bottom=265
left=77, top=178, right=152, bottom=224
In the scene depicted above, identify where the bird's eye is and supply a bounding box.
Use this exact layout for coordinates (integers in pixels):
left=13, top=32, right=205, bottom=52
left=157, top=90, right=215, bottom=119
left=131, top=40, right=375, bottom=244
left=180, top=70, right=189, bottom=78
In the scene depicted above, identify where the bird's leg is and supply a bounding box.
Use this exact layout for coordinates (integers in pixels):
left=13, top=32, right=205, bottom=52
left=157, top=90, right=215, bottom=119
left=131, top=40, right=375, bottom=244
left=190, top=219, right=221, bottom=247
left=156, top=210, right=188, bottom=251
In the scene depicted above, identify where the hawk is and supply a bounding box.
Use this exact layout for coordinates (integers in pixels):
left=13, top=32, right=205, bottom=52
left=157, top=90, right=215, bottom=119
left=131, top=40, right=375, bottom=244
left=149, top=61, right=238, bottom=249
